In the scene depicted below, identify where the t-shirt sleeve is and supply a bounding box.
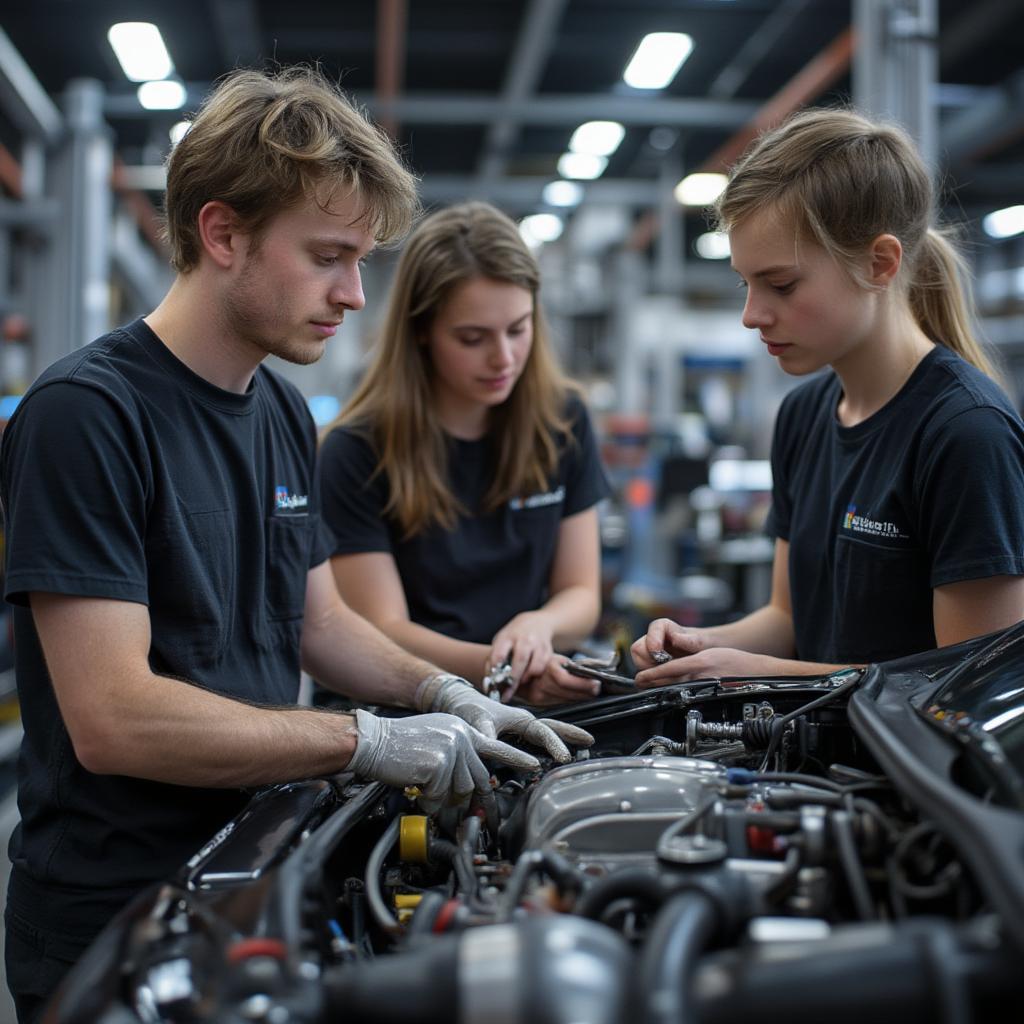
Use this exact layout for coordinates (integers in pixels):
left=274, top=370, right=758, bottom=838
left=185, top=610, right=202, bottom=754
left=317, top=426, right=394, bottom=557
left=2, top=381, right=151, bottom=607
left=562, top=398, right=612, bottom=517
left=916, top=405, right=1024, bottom=587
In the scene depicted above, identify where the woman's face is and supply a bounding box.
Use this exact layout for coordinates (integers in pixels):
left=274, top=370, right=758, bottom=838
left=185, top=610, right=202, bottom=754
left=425, top=275, right=534, bottom=432
left=729, top=207, right=878, bottom=377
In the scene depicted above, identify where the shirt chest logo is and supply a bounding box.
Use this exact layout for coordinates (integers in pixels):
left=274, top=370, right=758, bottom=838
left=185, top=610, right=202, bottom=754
left=842, top=503, right=909, bottom=540
left=275, top=485, right=308, bottom=511
left=509, top=485, right=565, bottom=511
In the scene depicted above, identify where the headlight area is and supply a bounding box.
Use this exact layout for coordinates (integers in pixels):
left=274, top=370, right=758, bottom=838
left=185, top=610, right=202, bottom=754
left=50, top=675, right=1020, bottom=1023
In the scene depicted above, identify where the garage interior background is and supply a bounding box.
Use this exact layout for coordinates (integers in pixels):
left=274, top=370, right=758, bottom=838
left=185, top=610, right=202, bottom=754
left=0, top=0, right=1023, bottom=1016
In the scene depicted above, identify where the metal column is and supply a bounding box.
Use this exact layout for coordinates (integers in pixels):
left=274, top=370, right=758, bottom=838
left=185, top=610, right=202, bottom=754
left=29, top=79, right=113, bottom=375
left=853, top=0, right=939, bottom=172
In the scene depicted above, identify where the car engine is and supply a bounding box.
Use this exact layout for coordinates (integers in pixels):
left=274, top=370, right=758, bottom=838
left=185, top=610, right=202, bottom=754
left=51, top=632, right=1024, bottom=1024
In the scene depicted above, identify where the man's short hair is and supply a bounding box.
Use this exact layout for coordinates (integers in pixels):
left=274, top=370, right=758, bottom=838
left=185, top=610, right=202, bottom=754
left=163, top=66, right=419, bottom=272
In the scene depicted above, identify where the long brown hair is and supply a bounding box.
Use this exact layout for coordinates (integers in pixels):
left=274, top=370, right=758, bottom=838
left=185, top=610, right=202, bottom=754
left=326, top=201, right=577, bottom=537
left=714, top=106, right=998, bottom=379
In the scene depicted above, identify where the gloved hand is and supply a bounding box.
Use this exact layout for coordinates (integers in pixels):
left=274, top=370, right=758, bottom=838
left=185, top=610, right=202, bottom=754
left=346, top=709, right=539, bottom=813
left=416, top=673, right=595, bottom=764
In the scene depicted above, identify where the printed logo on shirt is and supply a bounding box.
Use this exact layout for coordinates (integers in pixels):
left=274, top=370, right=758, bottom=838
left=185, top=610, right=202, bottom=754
left=509, top=485, right=565, bottom=511
left=275, top=485, right=309, bottom=511
left=841, top=503, right=909, bottom=539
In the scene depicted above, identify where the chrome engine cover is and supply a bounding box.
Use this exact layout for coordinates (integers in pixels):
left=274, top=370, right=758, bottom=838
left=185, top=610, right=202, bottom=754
left=522, top=755, right=727, bottom=867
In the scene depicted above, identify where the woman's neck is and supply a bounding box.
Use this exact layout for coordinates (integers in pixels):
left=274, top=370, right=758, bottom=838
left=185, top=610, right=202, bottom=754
left=833, top=305, right=934, bottom=427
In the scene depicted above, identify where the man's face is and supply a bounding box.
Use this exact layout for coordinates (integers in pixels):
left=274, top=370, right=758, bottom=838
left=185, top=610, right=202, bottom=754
left=223, top=188, right=375, bottom=366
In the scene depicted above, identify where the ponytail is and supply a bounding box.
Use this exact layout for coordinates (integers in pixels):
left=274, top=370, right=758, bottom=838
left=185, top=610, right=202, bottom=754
left=911, top=228, right=1002, bottom=383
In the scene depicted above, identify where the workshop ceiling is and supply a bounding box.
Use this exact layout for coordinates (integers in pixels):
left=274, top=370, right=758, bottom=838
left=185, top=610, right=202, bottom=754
left=2, top=0, right=1023, bottom=243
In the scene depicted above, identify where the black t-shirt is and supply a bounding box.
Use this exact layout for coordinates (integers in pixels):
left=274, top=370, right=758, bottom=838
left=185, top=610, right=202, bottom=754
left=768, top=345, right=1024, bottom=663
left=319, top=396, right=610, bottom=644
left=1, top=319, right=331, bottom=945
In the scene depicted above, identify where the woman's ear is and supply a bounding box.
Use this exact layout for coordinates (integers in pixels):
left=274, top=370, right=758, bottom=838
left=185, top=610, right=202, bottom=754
left=196, top=201, right=242, bottom=269
left=868, top=233, right=903, bottom=288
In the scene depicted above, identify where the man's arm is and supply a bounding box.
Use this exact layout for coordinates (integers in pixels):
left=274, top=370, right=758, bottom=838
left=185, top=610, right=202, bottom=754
left=328, top=552, right=493, bottom=685
left=303, top=559, right=447, bottom=702
left=31, top=591, right=360, bottom=787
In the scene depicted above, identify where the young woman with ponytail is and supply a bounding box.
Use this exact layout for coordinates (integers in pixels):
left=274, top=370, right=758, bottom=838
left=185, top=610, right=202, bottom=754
left=633, top=106, right=1024, bottom=684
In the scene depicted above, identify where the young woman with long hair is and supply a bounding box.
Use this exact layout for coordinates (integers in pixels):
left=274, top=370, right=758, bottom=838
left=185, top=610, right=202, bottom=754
left=633, top=106, right=1024, bottom=684
left=319, top=201, right=610, bottom=705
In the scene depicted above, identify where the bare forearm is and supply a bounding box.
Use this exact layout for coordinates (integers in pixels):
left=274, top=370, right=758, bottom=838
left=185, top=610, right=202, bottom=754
left=700, top=604, right=797, bottom=658
left=78, top=671, right=359, bottom=787
left=360, top=617, right=491, bottom=686
left=301, top=597, right=438, bottom=706
left=534, top=585, right=602, bottom=648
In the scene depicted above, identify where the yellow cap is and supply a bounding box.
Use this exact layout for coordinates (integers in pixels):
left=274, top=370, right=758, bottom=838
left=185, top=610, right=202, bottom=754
left=399, top=815, right=430, bottom=863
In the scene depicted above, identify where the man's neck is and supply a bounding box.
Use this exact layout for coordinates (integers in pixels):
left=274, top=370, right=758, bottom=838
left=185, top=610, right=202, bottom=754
left=144, top=275, right=262, bottom=394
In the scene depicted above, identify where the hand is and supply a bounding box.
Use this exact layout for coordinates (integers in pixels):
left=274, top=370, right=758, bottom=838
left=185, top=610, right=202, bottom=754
left=633, top=645, right=789, bottom=689
left=488, top=612, right=555, bottom=696
left=346, top=709, right=539, bottom=815
left=417, top=674, right=594, bottom=763
left=514, top=656, right=603, bottom=706
left=631, top=617, right=711, bottom=669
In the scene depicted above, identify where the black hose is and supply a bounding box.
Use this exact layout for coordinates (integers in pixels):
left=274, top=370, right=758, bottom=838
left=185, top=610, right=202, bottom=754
left=636, top=890, right=718, bottom=1024
left=832, top=810, right=875, bottom=920
left=576, top=867, right=666, bottom=922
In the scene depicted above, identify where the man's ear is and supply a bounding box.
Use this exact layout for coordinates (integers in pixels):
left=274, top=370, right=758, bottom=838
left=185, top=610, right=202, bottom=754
left=868, top=233, right=903, bottom=288
left=196, top=201, right=243, bottom=269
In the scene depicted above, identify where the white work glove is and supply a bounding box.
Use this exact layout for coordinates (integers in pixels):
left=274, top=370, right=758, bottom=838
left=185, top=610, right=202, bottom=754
left=346, top=709, right=539, bottom=813
left=415, top=674, right=595, bottom=764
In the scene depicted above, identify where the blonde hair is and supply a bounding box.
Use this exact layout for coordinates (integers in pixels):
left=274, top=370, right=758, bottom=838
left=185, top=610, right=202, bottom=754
left=164, top=66, right=419, bottom=272
left=715, top=106, right=997, bottom=378
left=327, top=201, right=577, bottom=538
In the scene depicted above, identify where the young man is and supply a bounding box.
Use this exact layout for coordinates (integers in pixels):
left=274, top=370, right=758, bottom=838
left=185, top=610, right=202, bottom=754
left=0, top=67, right=591, bottom=1022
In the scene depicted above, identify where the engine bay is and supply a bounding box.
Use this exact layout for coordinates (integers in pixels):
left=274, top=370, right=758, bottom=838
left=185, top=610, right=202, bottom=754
left=52, top=631, right=1024, bottom=1023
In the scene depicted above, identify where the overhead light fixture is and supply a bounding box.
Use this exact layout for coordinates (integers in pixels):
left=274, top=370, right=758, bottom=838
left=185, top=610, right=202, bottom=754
left=569, top=121, right=625, bottom=158
left=623, top=32, right=694, bottom=90
left=674, top=172, right=727, bottom=206
left=695, top=231, right=731, bottom=260
left=138, top=80, right=187, bottom=111
left=983, top=205, right=1024, bottom=240
left=169, top=120, right=192, bottom=146
left=520, top=213, right=564, bottom=247
left=557, top=153, right=608, bottom=180
left=108, top=22, right=174, bottom=82
left=543, top=180, right=584, bottom=207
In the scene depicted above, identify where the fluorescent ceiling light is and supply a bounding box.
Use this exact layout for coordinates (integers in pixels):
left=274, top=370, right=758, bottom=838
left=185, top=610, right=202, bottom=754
left=542, top=180, right=584, bottom=207
left=169, top=120, right=192, bottom=146
left=519, top=213, right=564, bottom=247
left=623, top=32, right=693, bottom=90
left=983, top=205, right=1024, bottom=239
left=695, top=231, right=731, bottom=260
left=557, top=152, right=608, bottom=180
left=108, top=22, right=174, bottom=82
left=569, top=121, right=625, bottom=158
left=674, top=172, right=727, bottom=206
left=138, top=80, right=187, bottom=111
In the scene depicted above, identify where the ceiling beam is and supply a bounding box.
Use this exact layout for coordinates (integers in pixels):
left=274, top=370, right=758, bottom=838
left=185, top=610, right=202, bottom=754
left=209, top=0, right=263, bottom=68
left=708, top=0, right=815, bottom=99
left=375, top=0, right=407, bottom=138
left=476, top=0, right=571, bottom=183
left=104, top=88, right=758, bottom=127
left=0, top=27, right=63, bottom=144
